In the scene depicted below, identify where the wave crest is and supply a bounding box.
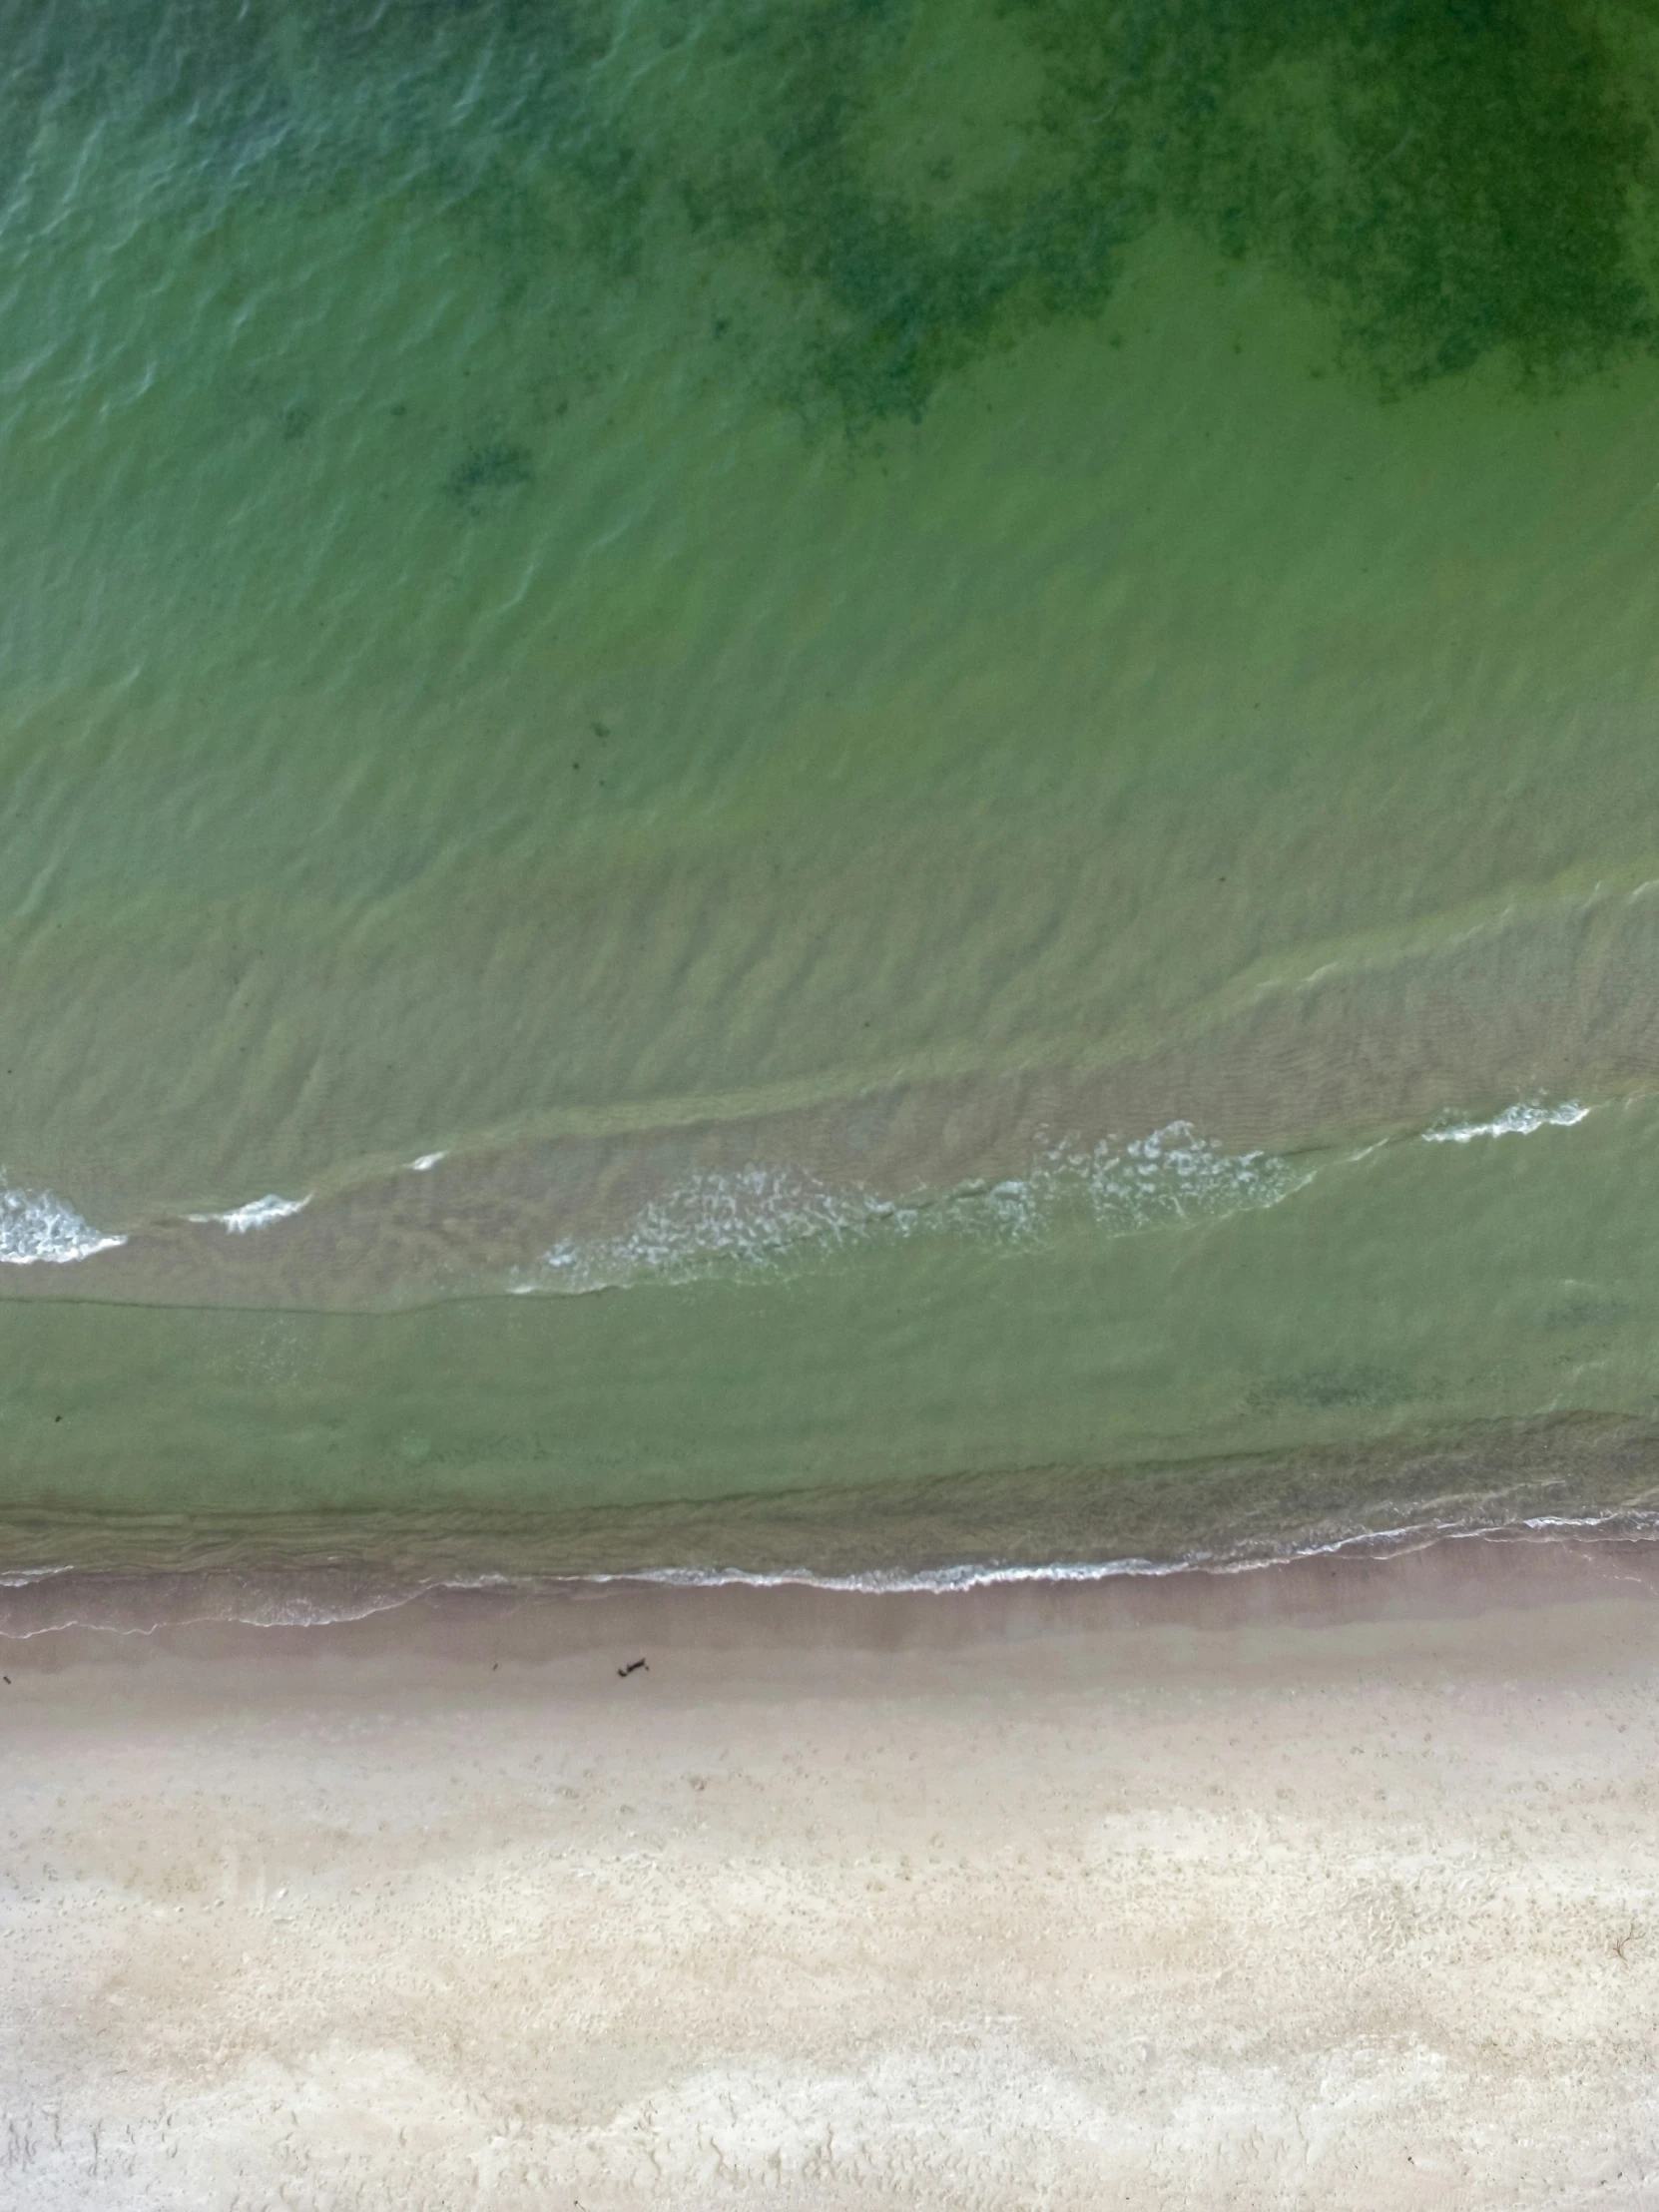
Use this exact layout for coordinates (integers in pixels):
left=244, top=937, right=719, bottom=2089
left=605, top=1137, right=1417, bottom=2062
left=1422, top=1099, right=1590, bottom=1144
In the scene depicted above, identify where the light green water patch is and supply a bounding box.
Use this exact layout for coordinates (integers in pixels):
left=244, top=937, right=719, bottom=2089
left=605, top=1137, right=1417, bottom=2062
left=4, top=1090, right=1659, bottom=1560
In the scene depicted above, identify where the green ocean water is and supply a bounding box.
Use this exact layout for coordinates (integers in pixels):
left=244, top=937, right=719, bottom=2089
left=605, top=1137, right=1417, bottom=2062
left=10, top=0, right=1659, bottom=1591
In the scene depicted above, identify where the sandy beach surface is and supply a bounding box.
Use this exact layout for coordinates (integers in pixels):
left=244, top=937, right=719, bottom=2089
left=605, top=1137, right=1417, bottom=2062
left=3, top=1541, right=1658, bottom=2210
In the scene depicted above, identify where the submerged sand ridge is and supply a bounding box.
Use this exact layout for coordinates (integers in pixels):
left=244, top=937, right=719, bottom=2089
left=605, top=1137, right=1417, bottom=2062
left=3, top=1544, right=1658, bottom=2209
left=13, top=859, right=1659, bottom=1315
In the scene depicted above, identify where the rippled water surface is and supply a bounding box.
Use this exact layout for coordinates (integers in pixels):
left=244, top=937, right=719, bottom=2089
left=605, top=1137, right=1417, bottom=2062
left=11, top=0, right=1659, bottom=1593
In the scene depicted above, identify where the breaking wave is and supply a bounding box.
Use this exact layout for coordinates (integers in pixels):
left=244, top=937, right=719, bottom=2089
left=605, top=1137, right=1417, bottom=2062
left=0, top=1176, right=126, bottom=1265
left=534, top=1122, right=1312, bottom=1294
left=1422, top=1100, right=1590, bottom=1144
left=188, top=1192, right=312, bottom=1233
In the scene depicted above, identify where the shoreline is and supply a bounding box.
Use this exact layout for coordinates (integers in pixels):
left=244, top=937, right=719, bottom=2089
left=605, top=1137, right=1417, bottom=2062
left=8, top=1405, right=1659, bottom=1637
left=8, top=1513, right=1659, bottom=1662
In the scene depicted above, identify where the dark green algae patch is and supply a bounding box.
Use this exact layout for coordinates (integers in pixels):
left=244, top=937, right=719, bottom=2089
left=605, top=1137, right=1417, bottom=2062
left=16, top=0, right=1659, bottom=436
left=679, top=0, right=1659, bottom=427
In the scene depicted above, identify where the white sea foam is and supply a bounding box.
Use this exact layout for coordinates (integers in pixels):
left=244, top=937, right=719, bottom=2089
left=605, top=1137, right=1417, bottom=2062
left=584, top=1509, right=1659, bottom=1594
left=1053, top=1120, right=1311, bottom=1231
left=0, top=1175, right=126, bottom=1264
left=535, top=1123, right=1311, bottom=1294
left=599, top=1557, right=1178, bottom=1593
left=1422, top=1100, right=1590, bottom=1144
left=0, top=1572, right=459, bottom=1639
left=542, top=1163, right=872, bottom=1291
left=188, top=1192, right=312, bottom=1233
left=8, top=1515, right=1655, bottom=1634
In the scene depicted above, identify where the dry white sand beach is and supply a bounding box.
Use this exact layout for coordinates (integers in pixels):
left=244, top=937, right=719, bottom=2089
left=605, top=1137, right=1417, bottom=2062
left=4, top=1542, right=1659, bottom=2210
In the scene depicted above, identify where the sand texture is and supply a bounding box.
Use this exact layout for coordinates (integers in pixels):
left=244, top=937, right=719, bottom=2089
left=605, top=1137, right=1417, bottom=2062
left=4, top=1553, right=1659, bottom=2209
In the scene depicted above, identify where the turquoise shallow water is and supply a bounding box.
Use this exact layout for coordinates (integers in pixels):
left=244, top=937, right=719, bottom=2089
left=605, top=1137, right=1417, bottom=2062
left=10, top=0, right=1659, bottom=1599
